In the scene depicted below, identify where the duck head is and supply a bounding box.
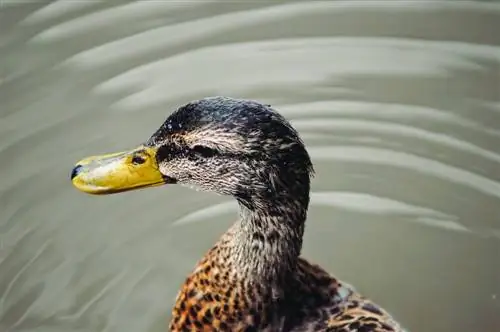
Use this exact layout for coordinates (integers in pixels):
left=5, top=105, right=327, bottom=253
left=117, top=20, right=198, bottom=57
left=71, top=97, right=313, bottom=209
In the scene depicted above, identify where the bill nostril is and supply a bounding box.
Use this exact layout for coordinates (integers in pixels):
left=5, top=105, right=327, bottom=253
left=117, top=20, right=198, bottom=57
left=71, top=165, right=83, bottom=180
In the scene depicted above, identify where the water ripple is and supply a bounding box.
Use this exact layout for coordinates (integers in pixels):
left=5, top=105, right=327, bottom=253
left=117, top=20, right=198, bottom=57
left=310, top=146, right=500, bottom=198
left=27, top=1, right=209, bottom=40
left=293, top=119, right=500, bottom=164
left=2, top=1, right=500, bottom=332
left=20, top=1, right=99, bottom=25
left=170, top=191, right=460, bottom=228
left=172, top=191, right=500, bottom=240
left=77, top=37, right=500, bottom=113
left=280, top=100, right=500, bottom=138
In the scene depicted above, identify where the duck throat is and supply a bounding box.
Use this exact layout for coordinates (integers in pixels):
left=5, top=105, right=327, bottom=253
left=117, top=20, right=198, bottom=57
left=223, top=198, right=308, bottom=287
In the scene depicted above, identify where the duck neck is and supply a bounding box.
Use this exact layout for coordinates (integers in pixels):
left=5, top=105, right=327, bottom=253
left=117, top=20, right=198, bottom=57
left=223, top=194, right=308, bottom=289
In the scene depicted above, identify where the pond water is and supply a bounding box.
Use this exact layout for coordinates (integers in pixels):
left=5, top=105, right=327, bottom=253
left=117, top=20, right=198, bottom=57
left=1, top=1, right=499, bottom=331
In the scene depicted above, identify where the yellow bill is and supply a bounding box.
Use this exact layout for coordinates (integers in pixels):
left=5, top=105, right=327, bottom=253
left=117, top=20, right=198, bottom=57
left=71, top=146, right=166, bottom=195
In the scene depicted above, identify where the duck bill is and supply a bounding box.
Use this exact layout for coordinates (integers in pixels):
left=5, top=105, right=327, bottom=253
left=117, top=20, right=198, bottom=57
left=71, top=146, right=166, bottom=195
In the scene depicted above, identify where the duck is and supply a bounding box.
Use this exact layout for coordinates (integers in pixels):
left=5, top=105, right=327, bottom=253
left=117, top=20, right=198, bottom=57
left=71, top=96, right=406, bottom=332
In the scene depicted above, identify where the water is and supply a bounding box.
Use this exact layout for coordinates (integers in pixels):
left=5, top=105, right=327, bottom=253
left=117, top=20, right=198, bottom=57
left=1, top=1, right=499, bottom=331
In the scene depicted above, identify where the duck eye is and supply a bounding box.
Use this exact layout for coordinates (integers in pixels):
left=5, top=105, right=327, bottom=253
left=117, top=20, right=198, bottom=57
left=192, top=145, right=217, bottom=158
left=131, top=155, right=146, bottom=165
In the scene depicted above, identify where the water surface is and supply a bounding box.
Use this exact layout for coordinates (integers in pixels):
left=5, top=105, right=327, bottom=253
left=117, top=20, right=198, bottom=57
left=1, top=1, right=500, bottom=331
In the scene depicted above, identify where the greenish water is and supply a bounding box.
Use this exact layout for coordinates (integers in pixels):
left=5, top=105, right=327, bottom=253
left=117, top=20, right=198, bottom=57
left=1, top=1, right=499, bottom=331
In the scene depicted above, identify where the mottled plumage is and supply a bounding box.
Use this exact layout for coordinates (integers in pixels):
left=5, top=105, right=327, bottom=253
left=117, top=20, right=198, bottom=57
left=72, top=96, right=407, bottom=331
left=148, top=97, right=406, bottom=331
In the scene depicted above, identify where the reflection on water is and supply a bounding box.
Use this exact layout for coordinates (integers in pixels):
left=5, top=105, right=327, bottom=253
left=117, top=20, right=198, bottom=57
left=1, top=1, right=499, bottom=331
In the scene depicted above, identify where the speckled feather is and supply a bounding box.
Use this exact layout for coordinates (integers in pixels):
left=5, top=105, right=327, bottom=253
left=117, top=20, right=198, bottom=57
left=142, top=97, right=405, bottom=331
left=170, top=252, right=403, bottom=331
